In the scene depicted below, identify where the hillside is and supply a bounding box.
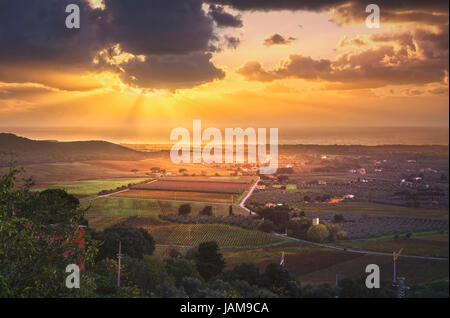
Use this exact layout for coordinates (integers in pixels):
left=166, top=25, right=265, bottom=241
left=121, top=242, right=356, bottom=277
left=0, top=133, right=149, bottom=166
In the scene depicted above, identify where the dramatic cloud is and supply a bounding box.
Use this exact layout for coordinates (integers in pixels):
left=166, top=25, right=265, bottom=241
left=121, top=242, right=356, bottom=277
left=0, top=0, right=226, bottom=91
left=263, top=34, right=296, bottom=47
left=239, top=27, right=449, bottom=88
left=208, top=4, right=243, bottom=28
left=0, top=84, right=55, bottom=101
left=206, top=0, right=449, bottom=24
left=224, top=36, right=241, bottom=49
left=117, top=53, right=226, bottom=91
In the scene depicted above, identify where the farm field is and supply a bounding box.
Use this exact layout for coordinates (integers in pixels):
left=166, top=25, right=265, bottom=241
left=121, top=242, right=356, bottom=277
left=221, top=243, right=449, bottom=285
left=85, top=197, right=247, bottom=217
left=1, top=161, right=143, bottom=187
left=299, top=202, right=449, bottom=219
left=302, top=211, right=448, bottom=239
left=137, top=223, right=288, bottom=247
left=160, top=176, right=254, bottom=183
left=113, top=189, right=238, bottom=204
left=32, top=177, right=150, bottom=197
left=84, top=197, right=162, bottom=217
left=336, top=234, right=449, bottom=258
left=133, top=180, right=249, bottom=194
left=85, top=216, right=130, bottom=231
left=298, top=254, right=449, bottom=285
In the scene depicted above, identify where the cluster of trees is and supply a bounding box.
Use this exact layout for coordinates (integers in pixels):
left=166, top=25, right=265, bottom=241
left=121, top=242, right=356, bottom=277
left=178, top=205, right=234, bottom=217
left=254, top=206, right=345, bottom=242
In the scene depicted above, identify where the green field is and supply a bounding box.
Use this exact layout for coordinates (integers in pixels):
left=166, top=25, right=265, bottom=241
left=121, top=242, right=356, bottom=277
left=84, top=197, right=162, bottom=216
left=33, top=177, right=150, bottom=197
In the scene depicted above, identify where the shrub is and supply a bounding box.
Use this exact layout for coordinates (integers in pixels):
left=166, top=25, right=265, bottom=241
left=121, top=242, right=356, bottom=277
left=258, top=220, right=275, bottom=233
left=307, top=224, right=330, bottom=243
left=178, top=204, right=191, bottom=216
left=200, top=206, right=213, bottom=217
left=333, top=214, right=345, bottom=223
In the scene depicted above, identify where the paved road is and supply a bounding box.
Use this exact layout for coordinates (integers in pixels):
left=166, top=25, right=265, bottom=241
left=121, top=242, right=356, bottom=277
left=239, top=177, right=260, bottom=215
left=273, top=233, right=449, bottom=261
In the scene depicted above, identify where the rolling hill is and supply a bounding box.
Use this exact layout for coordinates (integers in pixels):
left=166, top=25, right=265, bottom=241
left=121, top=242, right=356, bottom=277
left=0, top=133, right=149, bottom=166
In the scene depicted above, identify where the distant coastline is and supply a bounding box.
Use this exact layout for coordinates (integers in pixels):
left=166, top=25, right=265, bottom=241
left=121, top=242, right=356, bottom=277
left=0, top=126, right=448, bottom=146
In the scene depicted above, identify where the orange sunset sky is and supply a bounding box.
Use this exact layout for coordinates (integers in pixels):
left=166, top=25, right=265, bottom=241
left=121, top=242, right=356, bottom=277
left=0, top=0, right=448, bottom=143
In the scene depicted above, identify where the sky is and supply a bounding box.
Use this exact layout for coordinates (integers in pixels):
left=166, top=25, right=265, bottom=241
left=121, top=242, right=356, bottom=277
left=0, top=0, right=448, bottom=144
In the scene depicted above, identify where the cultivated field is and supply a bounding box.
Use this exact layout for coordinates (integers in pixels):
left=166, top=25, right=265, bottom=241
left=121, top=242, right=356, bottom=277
left=302, top=211, right=448, bottom=239
left=132, top=180, right=249, bottom=194
left=123, top=221, right=287, bottom=247
left=85, top=197, right=247, bottom=217
left=113, top=189, right=237, bottom=203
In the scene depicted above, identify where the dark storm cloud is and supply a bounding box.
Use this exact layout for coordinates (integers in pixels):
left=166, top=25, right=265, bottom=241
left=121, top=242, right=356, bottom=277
left=0, top=0, right=103, bottom=66
left=0, top=0, right=226, bottom=90
left=205, top=0, right=449, bottom=24
left=102, top=0, right=215, bottom=55
left=208, top=4, right=243, bottom=28
left=204, top=0, right=449, bottom=12
left=118, top=53, right=225, bottom=91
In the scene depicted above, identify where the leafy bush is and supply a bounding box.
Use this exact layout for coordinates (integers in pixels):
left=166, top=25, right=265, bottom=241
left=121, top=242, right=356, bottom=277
left=178, top=204, right=191, bottom=216
left=307, top=224, right=330, bottom=243
left=199, top=206, right=213, bottom=216
left=258, top=220, right=275, bottom=233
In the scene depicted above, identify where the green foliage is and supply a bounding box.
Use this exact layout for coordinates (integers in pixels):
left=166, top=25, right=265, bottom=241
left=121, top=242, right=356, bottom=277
left=307, top=224, right=330, bottom=243
left=194, top=241, right=226, bottom=281
left=0, top=168, right=98, bottom=297
left=178, top=204, right=191, bottom=216
left=223, top=263, right=261, bottom=286
left=92, top=226, right=155, bottom=260
left=286, top=217, right=312, bottom=239
left=165, top=258, right=202, bottom=286
left=258, top=220, right=275, bottom=233
left=199, top=205, right=213, bottom=216
left=126, top=256, right=174, bottom=296
left=261, top=263, right=301, bottom=297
